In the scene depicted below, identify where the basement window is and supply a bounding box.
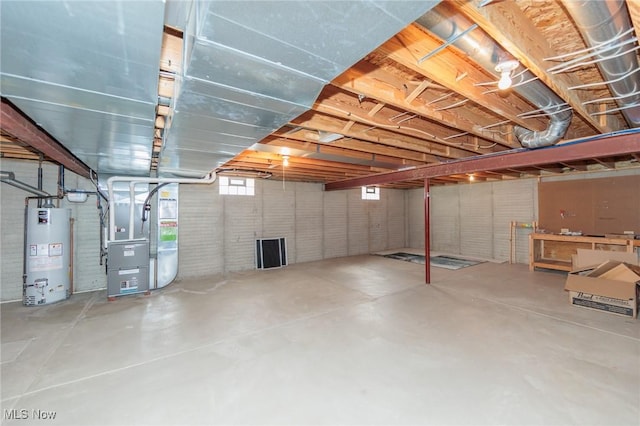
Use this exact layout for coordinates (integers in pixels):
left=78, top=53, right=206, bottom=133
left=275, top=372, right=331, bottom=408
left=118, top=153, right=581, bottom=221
left=361, top=186, right=380, bottom=200
left=219, top=177, right=255, bottom=196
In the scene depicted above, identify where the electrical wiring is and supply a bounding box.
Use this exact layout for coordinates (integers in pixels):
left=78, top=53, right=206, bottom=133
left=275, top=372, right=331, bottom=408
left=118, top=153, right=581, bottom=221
left=569, top=66, right=640, bottom=90
left=549, top=44, right=640, bottom=75
left=517, top=105, right=573, bottom=119
left=319, top=104, right=503, bottom=150
left=582, top=90, right=640, bottom=105
left=590, top=102, right=640, bottom=116
left=544, top=27, right=636, bottom=61
left=434, top=98, right=469, bottom=111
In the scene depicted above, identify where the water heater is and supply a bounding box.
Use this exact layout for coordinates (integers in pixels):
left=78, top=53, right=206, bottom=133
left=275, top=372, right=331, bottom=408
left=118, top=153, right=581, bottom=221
left=24, top=207, right=71, bottom=306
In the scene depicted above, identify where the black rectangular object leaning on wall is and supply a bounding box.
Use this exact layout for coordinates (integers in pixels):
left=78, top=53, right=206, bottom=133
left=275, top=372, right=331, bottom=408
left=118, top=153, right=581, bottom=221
left=256, top=238, right=287, bottom=269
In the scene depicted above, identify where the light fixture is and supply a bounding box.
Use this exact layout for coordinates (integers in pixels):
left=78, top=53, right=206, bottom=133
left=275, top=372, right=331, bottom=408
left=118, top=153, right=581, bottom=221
left=495, top=60, right=519, bottom=90
left=468, top=174, right=475, bottom=181
left=282, top=155, right=289, bottom=167
left=318, top=131, right=344, bottom=143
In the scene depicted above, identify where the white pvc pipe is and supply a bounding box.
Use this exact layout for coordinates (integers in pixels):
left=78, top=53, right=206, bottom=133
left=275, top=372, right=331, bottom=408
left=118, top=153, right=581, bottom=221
left=107, top=172, right=217, bottom=242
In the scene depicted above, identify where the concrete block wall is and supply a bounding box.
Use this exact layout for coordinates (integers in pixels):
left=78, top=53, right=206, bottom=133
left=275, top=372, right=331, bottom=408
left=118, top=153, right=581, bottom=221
left=323, top=190, right=348, bottom=259
left=412, top=169, right=640, bottom=264
left=2, top=164, right=409, bottom=301
left=409, top=178, right=538, bottom=264
left=177, top=180, right=409, bottom=279
left=4, top=158, right=638, bottom=300
left=459, top=183, right=494, bottom=259
left=407, top=188, right=425, bottom=249
left=295, top=183, right=324, bottom=263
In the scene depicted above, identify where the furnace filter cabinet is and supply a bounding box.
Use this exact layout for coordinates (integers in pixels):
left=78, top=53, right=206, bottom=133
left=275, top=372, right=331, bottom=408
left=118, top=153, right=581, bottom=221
left=24, top=208, right=71, bottom=306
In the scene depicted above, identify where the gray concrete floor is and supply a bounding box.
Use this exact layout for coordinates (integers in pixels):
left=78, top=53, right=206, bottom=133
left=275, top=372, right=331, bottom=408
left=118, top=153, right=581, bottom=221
left=1, top=254, right=639, bottom=425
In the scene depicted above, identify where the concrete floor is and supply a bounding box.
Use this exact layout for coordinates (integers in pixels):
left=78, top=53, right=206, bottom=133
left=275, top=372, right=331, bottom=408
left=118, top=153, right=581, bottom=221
left=1, top=253, right=639, bottom=425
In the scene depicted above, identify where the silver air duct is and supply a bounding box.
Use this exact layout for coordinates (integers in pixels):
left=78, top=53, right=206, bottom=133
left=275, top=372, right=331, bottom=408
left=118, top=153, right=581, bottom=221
left=1, top=171, right=50, bottom=196
left=416, top=6, right=573, bottom=148
left=562, top=0, right=640, bottom=127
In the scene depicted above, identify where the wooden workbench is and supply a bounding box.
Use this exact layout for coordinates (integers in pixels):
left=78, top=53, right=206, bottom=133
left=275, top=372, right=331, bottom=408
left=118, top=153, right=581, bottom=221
left=529, top=233, right=640, bottom=272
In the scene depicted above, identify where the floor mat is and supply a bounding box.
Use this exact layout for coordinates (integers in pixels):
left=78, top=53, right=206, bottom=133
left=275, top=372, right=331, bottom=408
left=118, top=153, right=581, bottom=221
left=380, top=252, right=484, bottom=270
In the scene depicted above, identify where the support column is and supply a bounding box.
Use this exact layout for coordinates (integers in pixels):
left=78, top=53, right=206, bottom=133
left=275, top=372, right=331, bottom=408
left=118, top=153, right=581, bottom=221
left=425, top=178, right=431, bottom=284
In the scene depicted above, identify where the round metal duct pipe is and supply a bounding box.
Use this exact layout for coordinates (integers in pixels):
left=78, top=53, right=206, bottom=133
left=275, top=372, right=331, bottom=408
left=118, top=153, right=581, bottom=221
left=562, top=0, right=640, bottom=127
left=416, top=6, right=572, bottom=148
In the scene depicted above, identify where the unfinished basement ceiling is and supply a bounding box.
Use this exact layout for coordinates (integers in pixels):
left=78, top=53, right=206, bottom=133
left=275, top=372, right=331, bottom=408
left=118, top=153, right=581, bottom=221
left=2, top=0, right=640, bottom=187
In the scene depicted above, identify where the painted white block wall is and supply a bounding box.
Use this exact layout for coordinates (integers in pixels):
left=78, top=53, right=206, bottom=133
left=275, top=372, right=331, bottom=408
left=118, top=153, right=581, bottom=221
left=1, top=159, right=408, bottom=301
left=347, top=190, right=369, bottom=255
left=430, top=185, right=460, bottom=254
left=410, top=178, right=537, bottom=263
left=387, top=189, right=406, bottom=250
left=175, top=181, right=409, bottom=279
left=63, top=170, right=107, bottom=293
left=459, top=183, right=494, bottom=259
left=323, top=190, right=348, bottom=259
left=261, top=180, right=296, bottom=262
left=222, top=185, right=262, bottom=273
left=407, top=188, right=424, bottom=248
left=368, top=192, right=387, bottom=253
left=177, top=183, right=224, bottom=277
left=492, top=179, right=537, bottom=264
left=295, top=182, right=324, bottom=263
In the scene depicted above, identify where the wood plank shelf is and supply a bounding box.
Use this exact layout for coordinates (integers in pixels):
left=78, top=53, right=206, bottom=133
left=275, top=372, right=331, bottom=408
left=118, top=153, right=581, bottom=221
left=529, top=233, right=639, bottom=272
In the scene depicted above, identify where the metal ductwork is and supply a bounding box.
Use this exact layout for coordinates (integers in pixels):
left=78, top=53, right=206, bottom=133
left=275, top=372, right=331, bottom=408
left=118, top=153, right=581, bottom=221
left=562, top=0, right=640, bottom=127
left=160, top=0, right=441, bottom=177
left=416, top=5, right=573, bottom=148
left=1, top=171, right=50, bottom=197
left=1, top=1, right=166, bottom=176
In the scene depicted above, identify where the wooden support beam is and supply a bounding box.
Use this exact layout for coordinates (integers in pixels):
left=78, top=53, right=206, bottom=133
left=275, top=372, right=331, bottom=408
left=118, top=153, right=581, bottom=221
left=325, top=132, right=640, bottom=190
left=532, top=165, right=564, bottom=174
left=0, top=99, right=90, bottom=178
left=342, top=121, right=355, bottom=133
left=406, top=80, right=430, bottom=104
left=450, top=0, right=612, bottom=134
left=311, top=90, right=506, bottom=156
left=593, top=158, right=615, bottom=169
left=333, top=63, right=519, bottom=148
left=559, top=162, right=588, bottom=172
left=270, top=131, right=439, bottom=164
left=290, top=111, right=474, bottom=159
left=368, top=103, right=385, bottom=117
left=379, top=24, right=548, bottom=132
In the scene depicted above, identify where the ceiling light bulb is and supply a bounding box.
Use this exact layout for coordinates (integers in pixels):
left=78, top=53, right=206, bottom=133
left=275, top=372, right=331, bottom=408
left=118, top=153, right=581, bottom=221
left=469, top=174, right=475, bottom=181
left=495, top=59, right=519, bottom=91
left=498, top=72, right=512, bottom=90
left=283, top=155, right=289, bottom=167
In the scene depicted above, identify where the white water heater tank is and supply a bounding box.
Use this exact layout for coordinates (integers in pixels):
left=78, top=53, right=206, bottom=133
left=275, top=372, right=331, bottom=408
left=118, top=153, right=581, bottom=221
left=24, top=208, right=71, bottom=306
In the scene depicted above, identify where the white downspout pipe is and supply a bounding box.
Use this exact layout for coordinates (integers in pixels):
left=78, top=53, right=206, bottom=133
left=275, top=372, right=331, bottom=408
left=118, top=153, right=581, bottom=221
left=106, top=172, right=217, bottom=242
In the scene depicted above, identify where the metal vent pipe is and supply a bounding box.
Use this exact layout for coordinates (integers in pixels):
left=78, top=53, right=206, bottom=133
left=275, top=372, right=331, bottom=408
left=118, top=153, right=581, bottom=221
left=1, top=171, right=50, bottom=196
left=416, top=6, right=573, bottom=148
left=562, top=0, right=640, bottom=127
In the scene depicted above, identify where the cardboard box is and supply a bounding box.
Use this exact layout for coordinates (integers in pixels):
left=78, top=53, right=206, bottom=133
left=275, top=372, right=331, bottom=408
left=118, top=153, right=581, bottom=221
left=564, top=261, right=640, bottom=318
left=571, top=248, right=639, bottom=269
